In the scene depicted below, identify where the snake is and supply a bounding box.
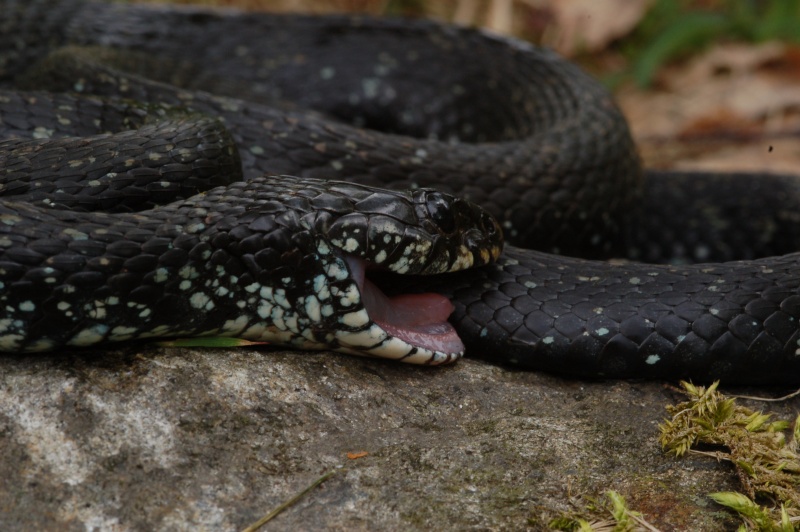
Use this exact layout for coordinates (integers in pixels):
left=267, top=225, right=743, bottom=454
left=2, top=0, right=800, bottom=385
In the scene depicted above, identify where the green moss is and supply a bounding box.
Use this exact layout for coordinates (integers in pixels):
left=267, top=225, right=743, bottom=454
left=659, top=381, right=800, bottom=529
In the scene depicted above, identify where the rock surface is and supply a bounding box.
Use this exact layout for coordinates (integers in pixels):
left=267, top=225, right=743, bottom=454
left=1, top=347, right=797, bottom=530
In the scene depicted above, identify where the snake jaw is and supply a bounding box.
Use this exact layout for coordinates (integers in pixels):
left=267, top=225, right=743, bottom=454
left=336, top=255, right=464, bottom=364
left=313, top=188, right=499, bottom=362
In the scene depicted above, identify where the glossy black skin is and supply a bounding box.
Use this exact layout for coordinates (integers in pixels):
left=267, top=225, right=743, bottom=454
left=396, top=247, right=800, bottom=384
left=2, top=0, right=800, bottom=383
left=4, top=0, right=641, bottom=258
left=0, top=173, right=500, bottom=353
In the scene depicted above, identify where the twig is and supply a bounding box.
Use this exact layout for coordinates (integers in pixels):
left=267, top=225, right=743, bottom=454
left=241, top=469, right=338, bottom=532
left=629, top=512, right=664, bottom=532
left=730, top=387, right=800, bottom=403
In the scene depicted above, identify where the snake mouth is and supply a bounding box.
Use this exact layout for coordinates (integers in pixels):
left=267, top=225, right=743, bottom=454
left=345, top=256, right=465, bottom=360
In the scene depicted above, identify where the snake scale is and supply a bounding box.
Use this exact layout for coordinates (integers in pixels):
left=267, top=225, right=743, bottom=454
left=2, top=0, right=800, bottom=384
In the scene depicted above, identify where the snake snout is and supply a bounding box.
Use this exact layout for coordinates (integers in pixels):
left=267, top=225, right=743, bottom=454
left=462, top=226, right=500, bottom=266
left=451, top=199, right=504, bottom=269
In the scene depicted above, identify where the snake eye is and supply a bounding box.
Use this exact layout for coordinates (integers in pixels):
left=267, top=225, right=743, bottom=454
left=425, top=192, right=457, bottom=234
left=481, top=211, right=498, bottom=237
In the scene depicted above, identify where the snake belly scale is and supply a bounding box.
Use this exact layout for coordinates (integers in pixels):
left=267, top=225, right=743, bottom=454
left=2, top=0, right=800, bottom=384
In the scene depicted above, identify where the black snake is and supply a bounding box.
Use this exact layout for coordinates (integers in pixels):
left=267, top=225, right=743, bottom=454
left=2, top=0, right=800, bottom=384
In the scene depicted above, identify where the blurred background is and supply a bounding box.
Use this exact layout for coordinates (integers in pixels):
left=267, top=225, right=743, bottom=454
left=117, top=0, right=800, bottom=174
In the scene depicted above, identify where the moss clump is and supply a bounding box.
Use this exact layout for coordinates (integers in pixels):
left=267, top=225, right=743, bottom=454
left=548, top=490, right=659, bottom=531
left=659, top=381, right=800, bottom=530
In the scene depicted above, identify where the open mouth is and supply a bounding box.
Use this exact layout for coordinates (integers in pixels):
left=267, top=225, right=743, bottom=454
left=344, top=256, right=465, bottom=357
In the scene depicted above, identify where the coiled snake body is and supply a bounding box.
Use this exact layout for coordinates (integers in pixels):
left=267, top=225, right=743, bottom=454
left=2, top=0, right=800, bottom=384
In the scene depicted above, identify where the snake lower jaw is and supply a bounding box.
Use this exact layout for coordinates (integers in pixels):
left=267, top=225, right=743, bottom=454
left=344, top=256, right=465, bottom=362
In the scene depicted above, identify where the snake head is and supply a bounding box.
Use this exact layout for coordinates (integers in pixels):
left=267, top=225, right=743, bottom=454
left=0, top=174, right=499, bottom=365
left=306, top=182, right=502, bottom=363
left=320, top=185, right=503, bottom=275
left=219, top=177, right=502, bottom=365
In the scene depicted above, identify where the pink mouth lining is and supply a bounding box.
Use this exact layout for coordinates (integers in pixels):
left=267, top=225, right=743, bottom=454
left=344, top=257, right=465, bottom=356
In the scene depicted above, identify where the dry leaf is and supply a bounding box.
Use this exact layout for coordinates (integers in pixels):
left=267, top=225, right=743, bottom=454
left=544, top=0, right=654, bottom=55
left=619, top=42, right=800, bottom=140
left=347, top=451, right=369, bottom=459
left=618, top=40, right=800, bottom=174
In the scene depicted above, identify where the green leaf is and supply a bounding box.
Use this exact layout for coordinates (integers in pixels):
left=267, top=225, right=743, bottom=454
left=157, top=337, right=269, bottom=348
left=709, top=491, right=756, bottom=512
left=607, top=490, right=628, bottom=522
left=709, top=491, right=780, bottom=530
left=632, top=12, right=729, bottom=86
left=750, top=0, right=800, bottom=41
left=733, top=459, right=755, bottom=476
left=793, top=415, right=800, bottom=452
left=779, top=505, right=792, bottom=532
left=745, top=412, right=773, bottom=432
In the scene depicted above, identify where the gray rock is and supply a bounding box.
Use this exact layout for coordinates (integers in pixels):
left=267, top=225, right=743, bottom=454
left=1, top=347, right=794, bottom=530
